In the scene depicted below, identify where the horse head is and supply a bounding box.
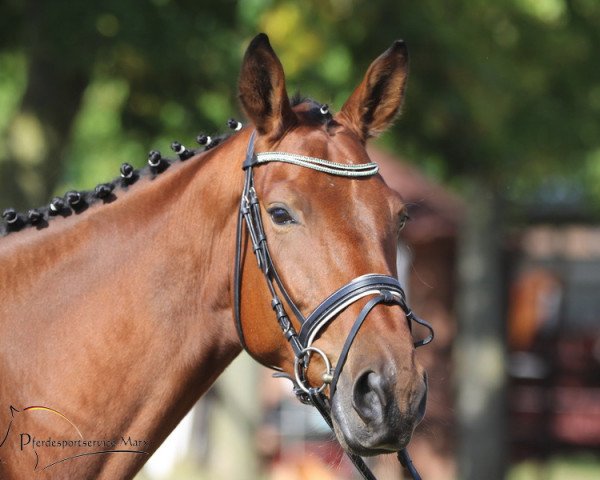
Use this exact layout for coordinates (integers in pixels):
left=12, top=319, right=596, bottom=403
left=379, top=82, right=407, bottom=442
left=235, top=34, right=429, bottom=457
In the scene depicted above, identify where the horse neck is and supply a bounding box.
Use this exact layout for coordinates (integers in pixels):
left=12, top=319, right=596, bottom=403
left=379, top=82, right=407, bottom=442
left=0, top=132, right=248, bottom=478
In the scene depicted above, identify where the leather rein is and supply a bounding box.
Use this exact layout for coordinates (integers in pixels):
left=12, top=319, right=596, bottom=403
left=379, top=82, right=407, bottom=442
left=233, top=131, right=434, bottom=480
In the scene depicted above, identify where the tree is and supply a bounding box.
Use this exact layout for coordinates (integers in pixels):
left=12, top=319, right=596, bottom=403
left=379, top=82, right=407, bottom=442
left=2, top=1, right=599, bottom=478
left=0, top=0, right=246, bottom=209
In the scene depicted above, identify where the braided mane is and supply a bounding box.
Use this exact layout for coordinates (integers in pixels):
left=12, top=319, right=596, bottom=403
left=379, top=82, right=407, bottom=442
left=0, top=98, right=330, bottom=238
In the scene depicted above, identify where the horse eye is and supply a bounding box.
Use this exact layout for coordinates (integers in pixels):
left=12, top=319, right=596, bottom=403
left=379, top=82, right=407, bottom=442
left=268, top=207, right=295, bottom=225
left=398, top=213, right=410, bottom=232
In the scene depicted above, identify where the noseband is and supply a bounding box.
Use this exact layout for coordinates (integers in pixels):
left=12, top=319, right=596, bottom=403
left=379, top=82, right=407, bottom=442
left=233, top=132, right=434, bottom=480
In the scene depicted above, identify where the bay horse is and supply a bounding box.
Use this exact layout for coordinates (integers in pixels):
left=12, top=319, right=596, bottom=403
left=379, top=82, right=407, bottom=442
left=0, top=34, right=432, bottom=479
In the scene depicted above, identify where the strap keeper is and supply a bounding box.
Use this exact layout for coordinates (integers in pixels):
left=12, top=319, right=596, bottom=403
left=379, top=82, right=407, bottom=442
left=381, top=290, right=394, bottom=303
left=248, top=189, right=259, bottom=205
left=242, top=154, right=259, bottom=170
left=272, top=298, right=288, bottom=320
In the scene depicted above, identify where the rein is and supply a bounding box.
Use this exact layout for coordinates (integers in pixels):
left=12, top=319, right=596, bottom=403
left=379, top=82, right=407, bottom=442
left=233, top=131, right=434, bottom=480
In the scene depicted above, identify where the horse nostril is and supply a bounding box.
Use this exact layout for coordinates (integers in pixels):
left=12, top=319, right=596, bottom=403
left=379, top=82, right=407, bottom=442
left=352, top=370, right=388, bottom=424
left=416, top=372, right=428, bottom=419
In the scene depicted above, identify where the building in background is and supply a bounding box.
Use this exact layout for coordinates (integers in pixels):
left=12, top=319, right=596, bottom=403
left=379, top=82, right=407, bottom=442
left=507, top=225, right=600, bottom=460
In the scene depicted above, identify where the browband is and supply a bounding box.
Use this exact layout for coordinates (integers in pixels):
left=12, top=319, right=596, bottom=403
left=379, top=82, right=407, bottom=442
left=244, top=150, right=379, bottom=177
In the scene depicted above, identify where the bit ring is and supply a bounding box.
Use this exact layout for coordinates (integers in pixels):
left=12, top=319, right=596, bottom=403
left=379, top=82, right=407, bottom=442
left=293, top=346, right=333, bottom=394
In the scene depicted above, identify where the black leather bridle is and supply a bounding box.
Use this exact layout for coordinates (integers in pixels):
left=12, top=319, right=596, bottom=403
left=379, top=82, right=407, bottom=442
left=233, top=132, right=434, bottom=480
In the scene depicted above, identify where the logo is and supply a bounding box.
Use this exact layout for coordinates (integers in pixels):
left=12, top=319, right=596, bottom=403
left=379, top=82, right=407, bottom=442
left=0, top=404, right=149, bottom=472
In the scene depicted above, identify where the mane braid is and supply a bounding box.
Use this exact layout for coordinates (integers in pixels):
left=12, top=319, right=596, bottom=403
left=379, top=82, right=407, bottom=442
left=291, top=92, right=310, bottom=106
left=0, top=100, right=334, bottom=239
left=290, top=94, right=334, bottom=128
left=0, top=129, right=234, bottom=238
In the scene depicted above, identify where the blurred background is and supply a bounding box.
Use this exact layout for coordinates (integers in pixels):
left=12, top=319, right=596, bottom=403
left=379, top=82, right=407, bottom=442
left=1, top=0, right=599, bottom=478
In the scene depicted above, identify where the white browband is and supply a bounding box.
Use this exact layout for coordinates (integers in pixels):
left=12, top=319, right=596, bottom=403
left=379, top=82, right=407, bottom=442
left=255, top=152, right=379, bottom=177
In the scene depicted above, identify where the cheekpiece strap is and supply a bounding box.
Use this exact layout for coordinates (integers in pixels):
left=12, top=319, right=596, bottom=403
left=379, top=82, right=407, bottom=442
left=242, top=131, right=258, bottom=169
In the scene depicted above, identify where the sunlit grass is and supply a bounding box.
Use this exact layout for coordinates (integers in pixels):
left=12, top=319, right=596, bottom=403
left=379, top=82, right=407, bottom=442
left=508, top=453, right=600, bottom=480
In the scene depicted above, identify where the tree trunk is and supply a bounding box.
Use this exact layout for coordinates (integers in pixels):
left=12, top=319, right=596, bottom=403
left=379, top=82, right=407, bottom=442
left=0, top=0, right=91, bottom=210
left=454, top=181, right=507, bottom=480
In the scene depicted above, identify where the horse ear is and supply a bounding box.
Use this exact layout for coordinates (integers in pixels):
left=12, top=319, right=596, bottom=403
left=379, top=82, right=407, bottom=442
left=238, top=33, right=295, bottom=138
left=337, top=40, right=409, bottom=142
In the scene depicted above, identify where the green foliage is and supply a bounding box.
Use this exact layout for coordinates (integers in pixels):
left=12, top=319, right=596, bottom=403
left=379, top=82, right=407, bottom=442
left=0, top=53, right=26, bottom=135
left=1, top=0, right=599, bottom=216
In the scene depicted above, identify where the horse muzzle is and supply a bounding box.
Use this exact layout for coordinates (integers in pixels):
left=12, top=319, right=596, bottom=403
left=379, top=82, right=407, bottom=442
left=330, top=368, right=428, bottom=456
